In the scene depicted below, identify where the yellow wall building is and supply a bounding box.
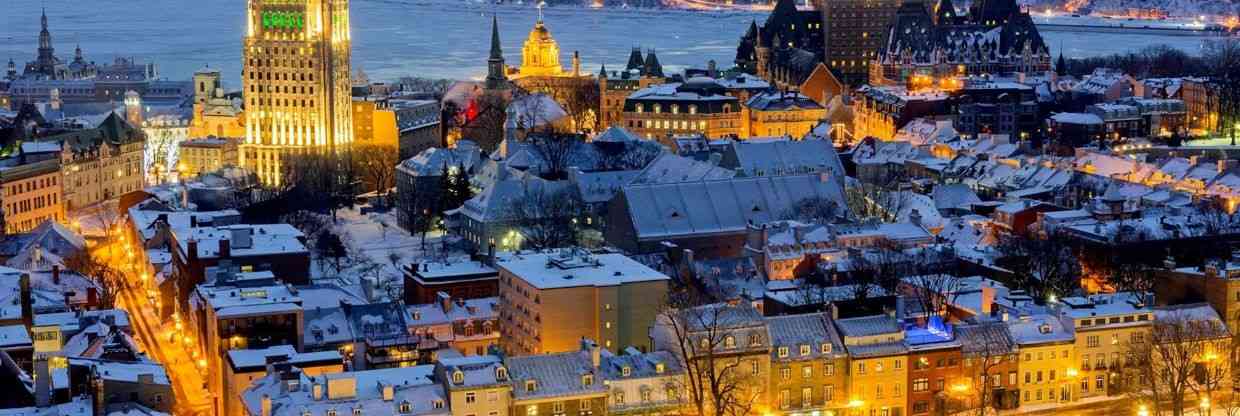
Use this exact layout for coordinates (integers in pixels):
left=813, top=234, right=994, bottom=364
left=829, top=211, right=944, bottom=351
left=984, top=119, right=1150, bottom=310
left=743, top=91, right=826, bottom=139
left=1009, top=315, right=1078, bottom=407
left=836, top=315, right=908, bottom=416
left=240, top=0, right=354, bottom=186
left=1058, top=293, right=1152, bottom=399
left=352, top=99, right=398, bottom=148
left=178, top=137, right=240, bottom=179
left=496, top=249, right=670, bottom=356
left=0, top=156, right=64, bottom=233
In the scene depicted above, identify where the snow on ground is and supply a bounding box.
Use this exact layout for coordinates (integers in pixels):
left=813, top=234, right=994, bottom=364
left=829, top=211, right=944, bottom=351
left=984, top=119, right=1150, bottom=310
left=312, top=207, right=467, bottom=295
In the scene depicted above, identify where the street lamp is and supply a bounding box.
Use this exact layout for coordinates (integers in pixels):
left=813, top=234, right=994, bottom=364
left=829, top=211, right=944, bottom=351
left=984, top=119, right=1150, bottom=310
left=1201, top=397, right=1210, bottom=415
left=1136, top=404, right=1149, bottom=416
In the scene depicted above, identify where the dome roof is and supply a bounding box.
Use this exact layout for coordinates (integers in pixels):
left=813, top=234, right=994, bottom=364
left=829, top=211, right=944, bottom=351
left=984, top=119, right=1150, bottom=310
left=527, top=21, right=554, bottom=43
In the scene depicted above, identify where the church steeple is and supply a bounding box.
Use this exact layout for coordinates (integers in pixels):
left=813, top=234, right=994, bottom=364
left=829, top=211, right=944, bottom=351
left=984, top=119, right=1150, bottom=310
left=485, top=15, right=509, bottom=91
left=38, top=8, right=54, bottom=56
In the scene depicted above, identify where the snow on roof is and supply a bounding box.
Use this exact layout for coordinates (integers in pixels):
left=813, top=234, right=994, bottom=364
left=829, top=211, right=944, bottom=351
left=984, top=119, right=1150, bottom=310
left=592, top=127, right=643, bottom=143
left=408, top=297, right=498, bottom=327
left=177, top=224, right=307, bottom=259
left=1007, top=314, right=1074, bottom=345
left=1059, top=292, right=1152, bottom=322
left=195, top=283, right=302, bottom=317
left=931, top=183, right=981, bottom=211
left=243, top=365, right=443, bottom=416
left=835, top=315, right=902, bottom=338
left=495, top=249, right=670, bottom=290
left=397, top=145, right=482, bottom=177
left=621, top=174, right=846, bottom=240
left=568, top=168, right=640, bottom=204
left=0, top=396, right=92, bottom=416
left=765, top=313, right=846, bottom=360
left=629, top=153, right=735, bottom=185
left=0, top=324, right=31, bottom=348
left=505, top=93, right=568, bottom=129
left=227, top=345, right=343, bottom=371
left=507, top=349, right=608, bottom=400
left=439, top=354, right=509, bottom=388
left=1049, top=112, right=1103, bottom=125
left=70, top=358, right=170, bottom=385
left=723, top=139, right=845, bottom=181
left=127, top=207, right=242, bottom=242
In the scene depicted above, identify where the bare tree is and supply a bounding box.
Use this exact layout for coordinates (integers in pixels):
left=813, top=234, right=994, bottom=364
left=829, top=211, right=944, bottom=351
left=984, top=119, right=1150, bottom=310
left=597, top=141, right=662, bottom=171
left=901, top=273, right=964, bottom=323
left=353, top=144, right=399, bottom=201
left=526, top=132, right=583, bottom=181
left=505, top=181, right=581, bottom=249
left=652, top=294, right=765, bottom=416
left=957, top=323, right=1015, bottom=416
left=848, top=244, right=911, bottom=300
left=62, top=250, right=124, bottom=310
left=780, top=196, right=843, bottom=225
left=279, top=149, right=359, bottom=221
left=1127, top=309, right=1232, bottom=416
left=995, top=234, right=1081, bottom=303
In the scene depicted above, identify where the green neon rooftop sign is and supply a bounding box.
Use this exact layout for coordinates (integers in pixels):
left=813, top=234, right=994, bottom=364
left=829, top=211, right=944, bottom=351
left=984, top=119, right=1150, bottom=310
left=262, top=11, right=304, bottom=31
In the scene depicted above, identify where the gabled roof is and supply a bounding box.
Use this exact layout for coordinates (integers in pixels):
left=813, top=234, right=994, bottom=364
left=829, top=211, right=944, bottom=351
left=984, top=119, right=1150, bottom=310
left=620, top=174, right=846, bottom=240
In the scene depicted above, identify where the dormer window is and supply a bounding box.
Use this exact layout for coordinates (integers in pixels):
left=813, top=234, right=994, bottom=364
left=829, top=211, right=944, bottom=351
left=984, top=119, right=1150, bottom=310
left=621, top=366, right=631, bottom=377
left=749, top=334, right=762, bottom=346
left=433, top=399, right=445, bottom=409
left=496, top=366, right=509, bottom=381
left=526, top=380, right=538, bottom=392
left=778, top=347, right=789, bottom=358
left=582, top=374, right=594, bottom=387
left=327, top=409, right=337, bottom=416
left=724, top=336, right=735, bottom=348
left=655, top=363, right=665, bottom=374
left=820, top=344, right=832, bottom=354
left=800, top=345, right=811, bottom=356
left=400, top=401, right=413, bottom=414
left=699, top=338, right=710, bottom=350
left=353, top=407, right=363, bottom=416
left=453, top=370, right=464, bottom=384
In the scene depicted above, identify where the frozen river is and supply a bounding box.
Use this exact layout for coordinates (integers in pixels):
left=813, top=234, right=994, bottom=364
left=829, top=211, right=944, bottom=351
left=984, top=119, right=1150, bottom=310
left=0, top=0, right=1222, bottom=84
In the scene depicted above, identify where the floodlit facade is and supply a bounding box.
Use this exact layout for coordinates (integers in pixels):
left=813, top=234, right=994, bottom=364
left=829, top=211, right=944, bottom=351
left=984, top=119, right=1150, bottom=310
left=240, top=0, right=354, bottom=186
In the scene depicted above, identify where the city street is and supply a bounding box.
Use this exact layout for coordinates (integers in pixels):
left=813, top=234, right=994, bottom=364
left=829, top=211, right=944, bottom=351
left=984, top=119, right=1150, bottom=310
left=97, top=237, right=214, bottom=416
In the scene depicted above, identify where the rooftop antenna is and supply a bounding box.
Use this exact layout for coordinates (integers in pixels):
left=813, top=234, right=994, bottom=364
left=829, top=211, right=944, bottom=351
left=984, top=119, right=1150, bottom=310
left=537, top=1, right=546, bottom=22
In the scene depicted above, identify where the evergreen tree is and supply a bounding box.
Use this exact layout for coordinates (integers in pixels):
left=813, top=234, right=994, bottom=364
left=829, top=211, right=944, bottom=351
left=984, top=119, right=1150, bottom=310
left=450, top=162, right=474, bottom=208
left=1056, top=52, right=1067, bottom=77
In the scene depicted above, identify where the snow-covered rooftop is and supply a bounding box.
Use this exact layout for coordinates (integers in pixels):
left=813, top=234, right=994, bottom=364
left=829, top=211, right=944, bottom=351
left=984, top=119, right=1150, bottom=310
left=495, top=249, right=671, bottom=290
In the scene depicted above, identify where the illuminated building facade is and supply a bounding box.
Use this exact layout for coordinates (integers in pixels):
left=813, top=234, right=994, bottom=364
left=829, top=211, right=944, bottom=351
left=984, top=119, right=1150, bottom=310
left=519, top=15, right=565, bottom=78
left=241, top=0, right=354, bottom=186
left=870, top=0, right=1051, bottom=87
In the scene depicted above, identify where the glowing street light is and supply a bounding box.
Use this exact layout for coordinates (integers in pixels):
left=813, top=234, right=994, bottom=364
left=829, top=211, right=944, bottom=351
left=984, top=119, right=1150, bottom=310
left=1136, top=404, right=1149, bottom=416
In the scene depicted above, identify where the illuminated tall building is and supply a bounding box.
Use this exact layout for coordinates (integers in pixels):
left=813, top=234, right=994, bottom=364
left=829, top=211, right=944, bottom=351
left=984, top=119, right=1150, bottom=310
left=241, top=0, right=354, bottom=185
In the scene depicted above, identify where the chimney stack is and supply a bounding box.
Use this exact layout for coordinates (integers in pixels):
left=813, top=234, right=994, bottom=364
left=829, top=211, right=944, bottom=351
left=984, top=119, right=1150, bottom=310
left=219, top=238, right=231, bottom=259
left=439, top=292, right=453, bottom=313
left=20, top=274, right=32, bottom=328
left=52, top=265, right=60, bottom=285
left=190, top=215, right=198, bottom=228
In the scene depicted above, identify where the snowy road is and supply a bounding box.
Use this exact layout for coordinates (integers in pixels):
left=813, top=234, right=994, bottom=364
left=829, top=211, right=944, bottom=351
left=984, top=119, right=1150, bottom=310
left=0, top=0, right=1224, bottom=83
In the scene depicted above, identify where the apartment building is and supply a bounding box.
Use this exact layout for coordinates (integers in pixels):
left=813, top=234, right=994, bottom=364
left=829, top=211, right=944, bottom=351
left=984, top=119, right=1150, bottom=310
left=496, top=248, right=670, bottom=355
left=836, top=315, right=908, bottom=416
left=1056, top=292, right=1153, bottom=399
